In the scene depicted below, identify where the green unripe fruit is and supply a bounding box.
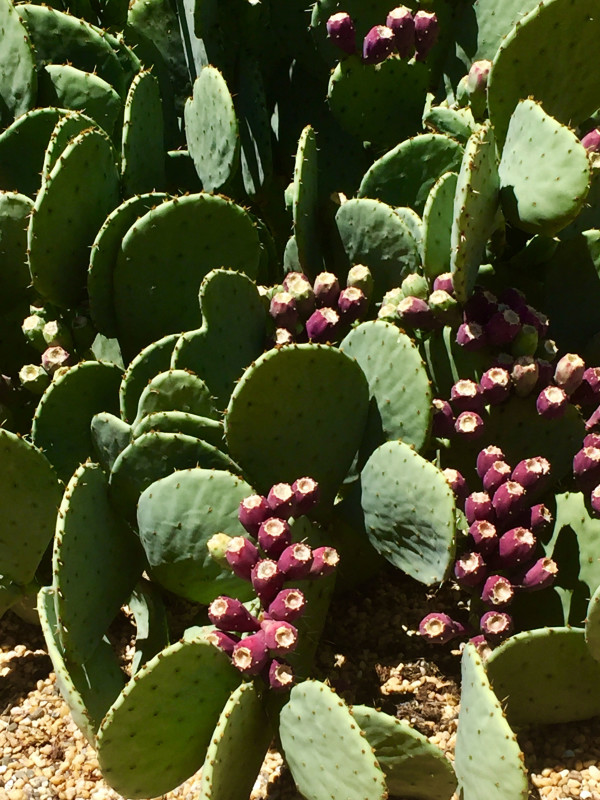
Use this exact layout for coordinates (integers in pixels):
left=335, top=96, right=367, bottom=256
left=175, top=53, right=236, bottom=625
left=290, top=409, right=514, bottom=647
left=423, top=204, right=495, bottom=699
left=428, top=289, right=461, bottom=326
left=207, top=533, right=235, bottom=569
left=400, top=273, right=428, bottom=300
left=19, top=364, right=51, bottom=395
left=42, top=319, right=73, bottom=351
left=511, top=324, right=539, bottom=358
left=346, top=264, right=374, bottom=301
left=22, top=315, right=46, bottom=352
left=382, top=287, right=405, bottom=307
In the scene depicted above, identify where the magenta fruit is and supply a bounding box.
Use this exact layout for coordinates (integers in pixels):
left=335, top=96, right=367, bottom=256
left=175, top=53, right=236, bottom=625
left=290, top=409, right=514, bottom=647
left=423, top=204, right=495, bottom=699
left=208, top=596, right=261, bottom=633
left=536, top=385, right=568, bottom=419
left=278, top=543, right=313, bottom=580
left=262, top=619, right=299, bottom=655
left=258, top=517, right=292, bottom=559
left=450, top=379, right=484, bottom=414
left=309, top=546, right=340, bottom=578
left=418, top=612, right=463, bottom=644
left=291, top=476, right=320, bottom=514
left=362, top=25, right=395, bottom=64
left=413, top=10, right=438, bottom=61
left=239, top=494, right=271, bottom=537
left=268, top=659, right=295, bottom=691
left=480, top=367, right=511, bottom=405
left=454, top=551, right=487, bottom=588
left=231, top=631, right=269, bottom=675
left=477, top=446, right=506, bottom=479
left=326, top=12, right=357, bottom=55
left=225, top=536, right=260, bottom=580
left=481, top=575, right=514, bottom=607
left=464, top=491, right=494, bottom=525
left=267, top=588, right=306, bottom=623
left=454, top=411, right=485, bottom=440
left=482, top=461, right=512, bottom=494
left=267, top=482, right=297, bottom=519
left=385, top=5, right=415, bottom=58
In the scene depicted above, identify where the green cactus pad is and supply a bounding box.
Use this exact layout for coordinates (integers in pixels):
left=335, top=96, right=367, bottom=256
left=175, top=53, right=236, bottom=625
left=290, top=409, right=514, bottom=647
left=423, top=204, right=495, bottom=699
left=0, top=191, right=33, bottom=311
left=279, top=679, right=387, bottom=800
left=127, top=579, right=169, bottom=674
left=335, top=198, right=421, bottom=303
left=121, top=70, right=166, bottom=196
left=340, top=321, right=432, bottom=455
left=486, top=627, right=600, bottom=725
left=38, top=65, right=121, bottom=136
left=198, top=682, right=273, bottom=800
left=291, top=125, right=323, bottom=279
left=136, top=467, right=253, bottom=602
left=454, top=0, right=538, bottom=63
left=53, top=463, right=144, bottom=664
left=32, top=361, right=122, bottom=483
left=96, top=637, right=240, bottom=798
left=17, top=4, right=128, bottom=96
left=225, top=344, right=369, bottom=506
left=560, top=163, right=600, bottom=240
left=487, top=0, right=600, bottom=147
left=360, top=440, right=456, bottom=584
left=358, top=134, right=463, bottom=215
left=38, top=587, right=124, bottom=744
left=113, top=193, right=261, bottom=360
left=585, top=582, right=600, bottom=663
left=423, top=106, right=475, bottom=144
left=0, top=107, right=63, bottom=197
left=548, top=492, right=600, bottom=597
left=90, top=412, right=131, bottom=473
left=352, top=705, right=456, bottom=799
left=0, top=0, right=36, bottom=123
left=109, top=431, right=237, bottom=525
left=328, top=55, right=429, bottom=153
left=454, top=643, right=527, bottom=800
left=422, top=171, right=458, bottom=281
left=394, top=207, right=423, bottom=255
left=118, top=332, right=179, bottom=421
left=234, top=51, right=272, bottom=198
left=132, top=411, right=223, bottom=448
left=184, top=66, right=239, bottom=193
left=0, top=429, right=62, bottom=585
left=28, top=128, right=120, bottom=308
left=41, top=112, right=99, bottom=180
left=134, top=369, right=218, bottom=426
left=89, top=193, right=170, bottom=338
left=498, top=99, right=590, bottom=236
left=450, top=121, right=499, bottom=303
left=171, top=269, right=267, bottom=411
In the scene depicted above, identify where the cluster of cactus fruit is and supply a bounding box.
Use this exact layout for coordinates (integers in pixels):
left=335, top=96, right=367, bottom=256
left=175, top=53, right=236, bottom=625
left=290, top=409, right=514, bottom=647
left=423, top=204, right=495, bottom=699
left=4, top=0, right=600, bottom=797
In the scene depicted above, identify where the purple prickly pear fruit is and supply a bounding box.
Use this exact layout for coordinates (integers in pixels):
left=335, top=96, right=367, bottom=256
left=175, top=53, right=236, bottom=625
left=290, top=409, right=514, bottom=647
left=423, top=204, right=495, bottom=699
left=309, top=546, right=339, bottom=578
left=535, top=359, right=554, bottom=391
left=463, top=287, right=498, bottom=324
left=231, top=631, right=270, bottom=675
left=554, top=353, right=586, bottom=396
left=482, top=461, right=512, bottom=494
left=450, top=379, right=484, bottom=414
left=477, top=446, right=506, bottom=479
left=480, top=367, right=511, bottom=405
left=469, top=520, right=498, bottom=556
left=572, top=367, right=600, bottom=408
left=282, top=272, right=316, bottom=318
left=363, top=25, right=395, bottom=64
left=270, top=291, right=299, bottom=332
left=433, top=399, right=455, bottom=438
left=313, top=272, right=341, bottom=307
left=511, top=324, right=539, bottom=358
left=481, top=575, right=514, bottom=607
left=418, top=612, right=463, bottom=644
left=469, top=634, right=492, bottom=660
left=42, top=345, right=71, bottom=374
left=413, top=10, right=438, bottom=60
left=326, top=12, right=357, bottom=54
left=268, top=659, right=295, bottom=691
left=511, top=456, right=551, bottom=492
left=454, top=551, right=487, bottom=588
left=428, top=290, right=461, bottom=326
left=494, top=352, right=514, bottom=371
left=498, top=287, right=527, bottom=314
left=520, top=557, right=558, bottom=591
left=442, top=468, right=468, bottom=505
left=584, top=433, right=600, bottom=448
left=455, top=321, right=487, bottom=351
left=520, top=305, right=549, bottom=338
left=498, top=527, right=536, bottom=567
left=251, top=559, right=285, bottom=607
left=208, top=596, right=261, bottom=633
left=291, top=477, right=320, bottom=515
left=492, top=480, right=526, bottom=523
left=258, top=517, right=292, bottom=558
left=278, top=543, right=313, bottom=580
left=396, top=296, right=435, bottom=329
left=486, top=308, right=521, bottom=347
left=225, top=536, right=260, bottom=580
left=591, top=485, right=600, bottom=516
left=338, top=286, right=368, bottom=322
left=530, top=503, right=553, bottom=534
left=454, top=411, right=485, bottom=441
left=573, top=446, right=600, bottom=493
left=385, top=6, right=415, bottom=58
left=267, top=588, right=306, bottom=623
left=433, top=272, right=454, bottom=295
left=262, top=619, right=299, bottom=655
left=480, top=610, right=513, bottom=641
left=586, top=403, right=600, bottom=431
left=239, top=494, right=271, bottom=537
left=306, top=307, right=340, bottom=343
left=346, top=265, right=374, bottom=301
left=464, top=491, right=494, bottom=525
left=267, top=482, right=297, bottom=519
left=536, top=385, right=568, bottom=419
left=204, top=630, right=240, bottom=656
left=511, top=356, right=539, bottom=397
left=581, top=128, right=600, bottom=153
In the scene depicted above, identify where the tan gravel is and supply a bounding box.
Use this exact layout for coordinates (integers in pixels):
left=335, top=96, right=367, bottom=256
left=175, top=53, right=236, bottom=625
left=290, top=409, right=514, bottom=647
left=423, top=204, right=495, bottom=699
left=3, top=569, right=600, bottom=799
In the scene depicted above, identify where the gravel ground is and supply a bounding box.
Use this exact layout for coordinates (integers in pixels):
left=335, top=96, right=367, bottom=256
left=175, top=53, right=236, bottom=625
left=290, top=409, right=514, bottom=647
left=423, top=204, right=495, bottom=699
left=2, top=569, right=600, bottom=799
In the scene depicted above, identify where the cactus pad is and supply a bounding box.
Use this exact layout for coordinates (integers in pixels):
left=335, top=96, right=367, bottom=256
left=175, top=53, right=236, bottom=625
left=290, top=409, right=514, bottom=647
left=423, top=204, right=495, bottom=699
left=422, top=171, right=458, bottom=280
left=0, top=191, right=33, bottom=311
left=42, top=111, right=98, bottom=180
left=118, top=332, right=179, bottom=421
left=0, top=0, right=36, bottom=122
left=131, top=411, right=223, bottom=448
left=0, top=107, right=63, bottom=196
left=121, top=70, right=166, bottom=196
left=38, top=65, right=121, bottom=135
left=291, top=125, right=323, bottom=279
left=90, top=412, right=131, bottom=472
left=133, top=369, right=218, bottom=425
